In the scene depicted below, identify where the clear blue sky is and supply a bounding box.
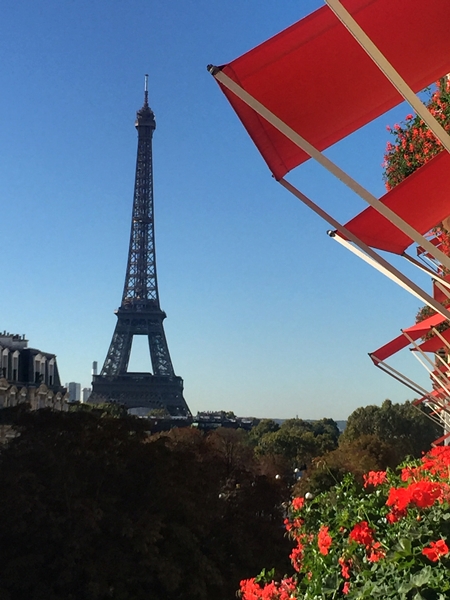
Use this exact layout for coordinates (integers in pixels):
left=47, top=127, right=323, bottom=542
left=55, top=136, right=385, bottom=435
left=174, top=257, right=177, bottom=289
left=1, top=0, right=432, bottom=419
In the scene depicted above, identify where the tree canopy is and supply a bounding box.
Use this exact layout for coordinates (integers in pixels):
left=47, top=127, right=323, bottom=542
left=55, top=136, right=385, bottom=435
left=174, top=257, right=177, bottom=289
left=0, top=407, right=291, bottom=600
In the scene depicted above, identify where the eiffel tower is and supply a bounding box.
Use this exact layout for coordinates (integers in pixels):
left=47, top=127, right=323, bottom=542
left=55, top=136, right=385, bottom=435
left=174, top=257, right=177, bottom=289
left=92, top=76, right=191, bottom=416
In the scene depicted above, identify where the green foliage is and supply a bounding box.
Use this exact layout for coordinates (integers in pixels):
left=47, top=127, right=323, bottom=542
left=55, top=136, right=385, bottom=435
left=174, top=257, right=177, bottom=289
left=69, top=401, right=129, bottom=418
left=241, top=447, right=450, bottom=599
left=293, top=401, right=442, bottom=497
left=294, top=434, right=399, bottom=497
left=0, top=409, right=291, bottom=600
left=341, top=400, right=441, bottom=459
left=252, top=418, right=340, bottom=471
left=248, top=419, right=280, bottom=444
left=383, top=78, right=450, bottom=190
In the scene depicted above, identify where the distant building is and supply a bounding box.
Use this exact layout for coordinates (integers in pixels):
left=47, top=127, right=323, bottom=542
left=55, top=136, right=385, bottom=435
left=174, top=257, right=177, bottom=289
left=82, top=387, right=92, bottom=403
left=67, top=382, right=81, bottom=402
left=0, top=331, right=68, bottom=410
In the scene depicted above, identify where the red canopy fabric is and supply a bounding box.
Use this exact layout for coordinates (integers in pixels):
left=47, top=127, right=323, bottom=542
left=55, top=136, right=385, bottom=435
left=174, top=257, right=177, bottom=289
left=370, top=312, right=447, bottom=362
left=342, top=151, right=450, bottom=254
left=415, top=327, right=450, bottom=353
left=216, top=0, right=450, bottom=180
left=433, top=275, right=450, bottom=305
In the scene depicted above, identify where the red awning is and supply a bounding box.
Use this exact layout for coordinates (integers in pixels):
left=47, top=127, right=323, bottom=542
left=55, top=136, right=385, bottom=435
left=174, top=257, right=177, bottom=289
left=215, top=0, right=450, bottom=180
left=370, top=312, right=447, bottom=362
left=415, top=327, right=450, bottom=353
left=433, top=275, right=450, bottom=305
left=342, top=151, right=450, bottom=254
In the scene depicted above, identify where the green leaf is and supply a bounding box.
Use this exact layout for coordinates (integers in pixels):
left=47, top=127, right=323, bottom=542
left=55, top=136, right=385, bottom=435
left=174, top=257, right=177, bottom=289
left=254, top=567, right=275, bottom=584
left=398, top=538, right=412, bottom=554
left=398, top=581, right=414, bottom=594
left=412, top=566, right=431, bottom=587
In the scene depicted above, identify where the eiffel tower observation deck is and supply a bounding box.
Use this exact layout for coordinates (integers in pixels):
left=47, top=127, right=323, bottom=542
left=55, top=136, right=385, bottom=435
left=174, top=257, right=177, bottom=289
left=92, top=76, right=191, bottom=417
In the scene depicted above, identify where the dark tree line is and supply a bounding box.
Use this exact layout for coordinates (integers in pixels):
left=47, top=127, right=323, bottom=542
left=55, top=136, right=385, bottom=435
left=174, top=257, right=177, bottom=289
left=0, top=407, right=291, bottom=600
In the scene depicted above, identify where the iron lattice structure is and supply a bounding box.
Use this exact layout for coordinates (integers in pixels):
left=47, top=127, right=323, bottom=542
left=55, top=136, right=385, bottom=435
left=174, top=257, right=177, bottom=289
left=92, top=78, right=190, bottom=416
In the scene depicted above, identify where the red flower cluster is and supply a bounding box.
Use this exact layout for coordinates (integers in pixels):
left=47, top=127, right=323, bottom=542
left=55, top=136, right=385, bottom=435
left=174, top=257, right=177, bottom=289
left=289, top=542, right=304, bottom=572
left=367, top=541, right=386, bottom=563
left=383, top=78, right=450, bottom=191
left=399, top=446, right=450, bottom=483
left=349, top=521, right=374, bottom=547
left=386, top=480, right=444, bottom=521
left=283, top=517, right=303, bottom=532
left=363, top=470, right=387, bottom=488
left=422, top=540, right=450, bottom=562
left=291, top=496, right=305, bottom=511
left=254, top=445, right=450, bottom=600
left=240, top=576, right=296, bottom=600
left=400, top=465, right=422, bottom=482
left=338, top=556, right=351, bottom=579
left=317, top=525, right=332, bottom=555
left=419, top=446, right=450, bottom=479
left=349, top=521, right=385, bottom=562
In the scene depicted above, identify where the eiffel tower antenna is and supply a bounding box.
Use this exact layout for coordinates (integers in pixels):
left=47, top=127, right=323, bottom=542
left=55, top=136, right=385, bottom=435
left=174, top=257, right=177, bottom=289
left=144, top=73, right=149, bottom=105
left=91, top=78, right=190, bottom=416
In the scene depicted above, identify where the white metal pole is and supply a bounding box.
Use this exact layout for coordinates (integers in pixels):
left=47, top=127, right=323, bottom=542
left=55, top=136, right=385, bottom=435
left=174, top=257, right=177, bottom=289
left=332, top=235, right=431, bottom=305
left=278, top=179, right=450, bottom=320
left=371, top=356, right=433, bottom=396
left=431, top=328, right=450, bottom=353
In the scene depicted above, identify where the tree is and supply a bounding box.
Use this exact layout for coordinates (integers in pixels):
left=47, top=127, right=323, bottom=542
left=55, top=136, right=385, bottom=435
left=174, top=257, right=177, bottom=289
left=248, top=419, right=280, bottom=445
left=253, top=418, right=340, bottom=473
left=0, top=408, right=291, bottom=600
left=341, top=399, right=441, bottom=459
left=293, top=434, right=400, bottom=496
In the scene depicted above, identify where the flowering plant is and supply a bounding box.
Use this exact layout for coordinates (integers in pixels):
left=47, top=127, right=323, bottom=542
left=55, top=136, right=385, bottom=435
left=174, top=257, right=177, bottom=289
left=240, top=446, right=450, bottom=599
left=383, top=77, right=450, bottom=312
left=383, top=78, right=450, bottom=191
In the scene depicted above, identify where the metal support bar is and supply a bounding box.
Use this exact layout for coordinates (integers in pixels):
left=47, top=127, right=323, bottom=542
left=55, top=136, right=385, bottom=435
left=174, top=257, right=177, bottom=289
left=278, top=178, right=450, bottom=321
left=403, top=252, right=440, bottom=277
left=332, top=235, right=434, bottom=307
left=431, top=328, right=450, bottom=353
left=410, top=351, right=450, bottom=397
left=404, top=331, right=450, bottom=394
left=402, top=253, right=450, bottom=300
left=372, top=357, right=430, bottom=397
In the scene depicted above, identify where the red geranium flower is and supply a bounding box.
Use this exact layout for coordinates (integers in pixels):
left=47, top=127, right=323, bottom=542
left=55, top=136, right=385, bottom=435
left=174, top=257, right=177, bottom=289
left=338, top=556, right=351, bottom=579
left=422, top=539, right=449, bottom=562
left=408, top=481, right=442, bottom=508
left=291, top=497, right=305, bottom=511
left=368, top=541, right=386, bottom=563
left=290, top=542, right=304, bottom=572
left=363, top=470, right=387, bottom=488
left=386, top=486, right=411, bottom=511
left=317, top=525, right=332, bottom=555
left=387, top=481, right=443, bottom=513
left=349, top=521, right=374, bottom=547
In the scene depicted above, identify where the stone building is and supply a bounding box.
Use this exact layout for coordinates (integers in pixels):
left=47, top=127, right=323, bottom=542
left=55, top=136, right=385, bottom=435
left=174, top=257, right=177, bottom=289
left=0, top=332, right=68, bottom=410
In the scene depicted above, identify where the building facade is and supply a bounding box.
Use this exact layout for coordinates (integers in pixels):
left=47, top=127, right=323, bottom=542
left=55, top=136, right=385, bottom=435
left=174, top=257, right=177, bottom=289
left=0, top=332, right=68, bottom=410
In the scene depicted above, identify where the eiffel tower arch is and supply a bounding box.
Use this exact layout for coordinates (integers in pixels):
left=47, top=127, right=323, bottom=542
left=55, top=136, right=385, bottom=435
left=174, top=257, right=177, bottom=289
left=92, top=77, right=191, bottom=416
